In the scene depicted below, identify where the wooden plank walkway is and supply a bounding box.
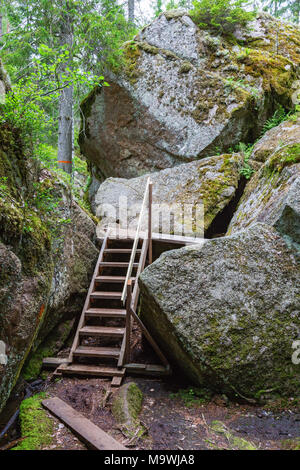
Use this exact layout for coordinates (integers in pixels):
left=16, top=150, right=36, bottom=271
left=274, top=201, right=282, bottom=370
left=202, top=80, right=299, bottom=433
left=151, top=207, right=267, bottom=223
left=42, top=397, right=126, bottom=450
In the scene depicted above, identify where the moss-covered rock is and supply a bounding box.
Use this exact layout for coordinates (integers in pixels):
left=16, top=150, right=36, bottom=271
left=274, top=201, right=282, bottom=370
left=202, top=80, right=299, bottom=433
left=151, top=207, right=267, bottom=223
left=22, top=318, right=75, bottom=381
left=0, top=79, right=98, bottom=413
left=79, top=12, right=300, bottom=179
left=251, top=117, right=300, bottom=163
left=112, top=382, right=144, bottom=440
left=12, top=393, right=54, bottom=450
left=139, top=223, right=300, bottom=400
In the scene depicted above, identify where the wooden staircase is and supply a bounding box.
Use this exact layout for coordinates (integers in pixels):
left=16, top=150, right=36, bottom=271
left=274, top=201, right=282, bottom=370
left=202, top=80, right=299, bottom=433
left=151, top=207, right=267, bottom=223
left=57, top=234, right=142, bottom=385
left=56, top=179, right=171, bottom=386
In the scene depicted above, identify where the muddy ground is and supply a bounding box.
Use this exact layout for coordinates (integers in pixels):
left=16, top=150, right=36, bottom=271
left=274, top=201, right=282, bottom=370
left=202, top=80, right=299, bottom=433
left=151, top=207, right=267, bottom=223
left=39, top=373, right=300, bottom=451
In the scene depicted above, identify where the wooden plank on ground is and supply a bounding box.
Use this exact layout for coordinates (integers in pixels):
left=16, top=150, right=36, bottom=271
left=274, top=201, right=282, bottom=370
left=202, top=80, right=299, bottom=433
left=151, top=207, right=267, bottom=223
left=111, top=376, right=123, bottom=387
left=42, top=397, right=126, bottom=450
left=42, top=357, right=69, bottom=370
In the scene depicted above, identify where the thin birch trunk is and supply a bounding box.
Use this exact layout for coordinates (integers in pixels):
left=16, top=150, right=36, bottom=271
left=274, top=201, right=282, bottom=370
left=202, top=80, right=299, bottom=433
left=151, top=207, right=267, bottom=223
left=57, top=1, right=73, bottom=174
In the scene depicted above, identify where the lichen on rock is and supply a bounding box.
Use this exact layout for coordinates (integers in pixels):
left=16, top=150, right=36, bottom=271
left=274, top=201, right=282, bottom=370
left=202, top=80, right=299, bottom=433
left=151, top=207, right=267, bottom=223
left=139, top=223, right=300, bottom=400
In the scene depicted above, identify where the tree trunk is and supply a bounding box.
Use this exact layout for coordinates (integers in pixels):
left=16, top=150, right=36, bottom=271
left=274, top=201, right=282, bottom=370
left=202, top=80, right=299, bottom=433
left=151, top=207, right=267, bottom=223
left=57, top=85, right=73, bottom=173
left=57, top=1, right=73, bottom=174
left=128, top=0, right=135, bottom=23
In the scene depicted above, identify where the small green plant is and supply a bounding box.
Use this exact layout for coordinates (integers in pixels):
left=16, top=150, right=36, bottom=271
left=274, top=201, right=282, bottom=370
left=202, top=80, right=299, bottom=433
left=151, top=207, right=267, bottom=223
left=261, top=105, right=288, bottom=134
left=0, top=177, right=9, bottom=198
left=238, top=142, right=254, bottom=179
left=225, top=76, right=260, bottom=99
left=190, top=0, right=256, bottom=34
left=170, top=387, right=211, bottom=406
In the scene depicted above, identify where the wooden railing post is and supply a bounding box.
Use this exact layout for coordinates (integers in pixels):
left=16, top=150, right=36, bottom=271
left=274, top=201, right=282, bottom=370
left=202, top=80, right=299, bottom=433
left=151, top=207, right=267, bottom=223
left=125, top=280, right=132, bottom=363
left=148, top=181, right=153, bottom=265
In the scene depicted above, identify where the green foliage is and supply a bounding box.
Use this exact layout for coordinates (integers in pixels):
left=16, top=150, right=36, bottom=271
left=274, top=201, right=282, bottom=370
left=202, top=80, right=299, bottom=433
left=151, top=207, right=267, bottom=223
left=0, top=176, right=9, bottom=198
left=238, top=142, right=254, bottom=179
left=170, top=387, right=212, bottom=406
left=166, top=0, right=191, bottom=9
left=262, top=105, right=288, bottom=134
left=190, top=0, right=256, bottom=34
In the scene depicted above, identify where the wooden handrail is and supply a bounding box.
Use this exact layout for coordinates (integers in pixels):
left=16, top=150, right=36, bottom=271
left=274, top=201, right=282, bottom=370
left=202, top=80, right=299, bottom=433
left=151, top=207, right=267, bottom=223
left=121, top=177, right=151, bottom=304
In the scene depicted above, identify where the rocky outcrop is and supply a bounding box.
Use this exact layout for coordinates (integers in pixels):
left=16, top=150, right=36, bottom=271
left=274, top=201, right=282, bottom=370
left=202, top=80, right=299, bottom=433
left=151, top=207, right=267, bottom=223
left=0, top=124, right=98, bottom=413
left=227, top=121, right=300, bottom=246
left=139, top=223, right=300, bottom=399
left=250, top=117, right=300, bottom=163
left=93, top=153, right=243, bottom=237
left=79, top=12, right=300, bottom=179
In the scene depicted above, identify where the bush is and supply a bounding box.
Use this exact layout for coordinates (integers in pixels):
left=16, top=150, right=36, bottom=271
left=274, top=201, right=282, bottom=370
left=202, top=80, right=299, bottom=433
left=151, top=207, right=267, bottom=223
left=190, top=0, right=256, bottom=34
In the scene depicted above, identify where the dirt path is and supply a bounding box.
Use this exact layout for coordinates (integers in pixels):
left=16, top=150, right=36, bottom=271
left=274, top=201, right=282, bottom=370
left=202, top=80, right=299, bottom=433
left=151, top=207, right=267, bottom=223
left=44, top=374, right=300, bottom=451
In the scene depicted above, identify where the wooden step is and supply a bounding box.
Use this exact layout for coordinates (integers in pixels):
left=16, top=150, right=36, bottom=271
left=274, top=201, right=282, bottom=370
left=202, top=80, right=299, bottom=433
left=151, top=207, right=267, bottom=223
left=73, top=346, right=120, bottom=359
left=95, top=276, right=136, bottom=283
left=85, top=308, right=126, bottom=318
left=99, top=262, right=139, bottom=268
left=90, top=291, right=122, bottom=300
left=79, top=326, right=125, bottom=338
left=104, top=249, right=141, bottom=254
left=57, top=363, right=125, bottom=377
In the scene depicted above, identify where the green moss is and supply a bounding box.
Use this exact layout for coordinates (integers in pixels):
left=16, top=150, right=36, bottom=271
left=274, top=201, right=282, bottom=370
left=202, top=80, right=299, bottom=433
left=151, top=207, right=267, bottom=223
left=210, top=420, right=257, bottom=450
left=179, top=61, right=193, bottom=73
left=138, top=41, right=159, bottom=55
left=123, top=41, right=142, bottom=84
left=242, top=49, right=296, bottom=97
left=170, top=387, right=212, bottom=406
left=12, top=393, right=54, bottom=450
left=265, top=144, right=300, bottom=175
left=22, top=319, right=74, bottom=381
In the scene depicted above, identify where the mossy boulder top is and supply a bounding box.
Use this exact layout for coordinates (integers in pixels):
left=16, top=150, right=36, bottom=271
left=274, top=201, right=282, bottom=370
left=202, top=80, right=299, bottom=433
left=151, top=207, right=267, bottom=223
left=79, top=11, right=300, bottom=179
left=139, top=223, right=300, bottom=399
left=93, top=153, right=242, bottom=237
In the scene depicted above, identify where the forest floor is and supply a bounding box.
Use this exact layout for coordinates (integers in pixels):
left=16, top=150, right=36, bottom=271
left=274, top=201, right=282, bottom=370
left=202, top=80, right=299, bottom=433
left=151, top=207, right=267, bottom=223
left=1, top=325, right=299, bottom=451
left=41, top=373, right=300, bottom=451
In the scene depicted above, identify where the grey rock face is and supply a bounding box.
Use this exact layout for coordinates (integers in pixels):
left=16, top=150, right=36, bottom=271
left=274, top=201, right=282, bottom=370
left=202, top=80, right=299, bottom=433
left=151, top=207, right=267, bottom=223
left=79, top=12, right=299, bottom=179
left=139, top=224, right=300, bottom=398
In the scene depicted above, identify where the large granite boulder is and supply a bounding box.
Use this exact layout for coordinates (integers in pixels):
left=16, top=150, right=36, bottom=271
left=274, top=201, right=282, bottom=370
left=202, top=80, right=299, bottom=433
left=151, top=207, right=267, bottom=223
left=139, top=223, right=300, bottom=399
left=93, top=153, right=243, bottom=237
left=79, top=12, right=300, bottom=179
left=0, top=124, right=98, bottom=413
left=227, top=125, right=300, bottom=246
